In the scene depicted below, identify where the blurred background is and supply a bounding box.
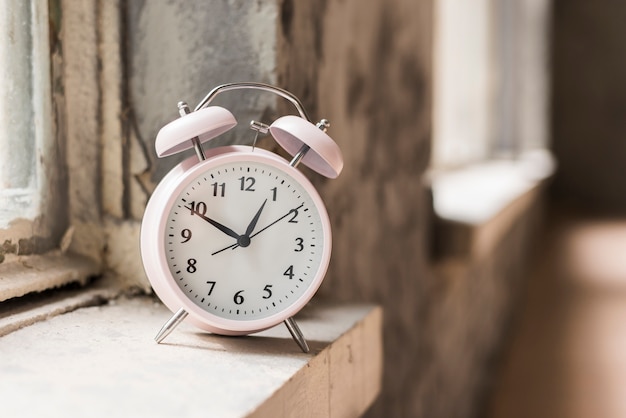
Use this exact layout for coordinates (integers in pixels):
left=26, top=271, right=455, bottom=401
left=124, top=0, right=626, bottom=415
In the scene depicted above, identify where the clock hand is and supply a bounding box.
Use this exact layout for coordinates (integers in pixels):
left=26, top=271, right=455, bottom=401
left=210, top=203, right=305, bottom=255
left=211, top=242, right=238, bottom=256
left=210, top=201, right=267, bottom=255
left=244, top=199, right=267, bottom=237
left=184, top=206, right=240, bottom=240
left=249, top=203, right=305, bottom=239
left=222, top=199, right=268, bottom=250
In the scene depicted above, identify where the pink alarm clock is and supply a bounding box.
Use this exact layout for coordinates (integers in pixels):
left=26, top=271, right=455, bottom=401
left=140, top=83, right=343, bottom=352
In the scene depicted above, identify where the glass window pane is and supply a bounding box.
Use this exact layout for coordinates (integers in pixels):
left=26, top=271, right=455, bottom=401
left=0, top=2, right=38, bottom=226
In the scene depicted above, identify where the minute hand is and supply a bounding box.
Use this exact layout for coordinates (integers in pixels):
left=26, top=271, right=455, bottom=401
left=211, top=203, right=305, bottom=256
left=184, top=206, right=240, bottom=239
left=249, top=203, right=305, bottom=239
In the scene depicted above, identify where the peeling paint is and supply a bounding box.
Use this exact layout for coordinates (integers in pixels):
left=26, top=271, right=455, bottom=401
left=103, top=217, right=150, bottom=292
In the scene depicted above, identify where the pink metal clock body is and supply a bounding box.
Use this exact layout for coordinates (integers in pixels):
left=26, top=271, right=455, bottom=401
left=140, top=146, right=333, bottom=336
left=139, top=82, right=343, bottom=351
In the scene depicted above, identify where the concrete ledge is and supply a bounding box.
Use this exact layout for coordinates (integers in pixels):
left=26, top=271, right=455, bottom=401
left=430, top=150, right=554, bottom=260
left=0, top=297, right=382, bottom=418
left=0, top=253, right=101, bottom=302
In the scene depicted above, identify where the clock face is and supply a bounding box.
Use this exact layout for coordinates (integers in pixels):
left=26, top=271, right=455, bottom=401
left=162, top=158, right=328, bottom=323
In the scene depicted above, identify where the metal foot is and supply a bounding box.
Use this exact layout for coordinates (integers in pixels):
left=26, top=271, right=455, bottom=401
left=284, top=317, right=310, bottom=353
left=155, top=308, right=188, bottom=343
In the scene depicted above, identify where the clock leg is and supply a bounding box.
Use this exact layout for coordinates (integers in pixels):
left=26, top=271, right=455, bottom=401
left=155, top=308, right=188, bottom=343
left=284, top=317, right=310, bottom=353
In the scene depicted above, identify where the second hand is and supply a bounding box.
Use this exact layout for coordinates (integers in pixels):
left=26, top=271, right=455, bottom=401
left=211, top=203, right=305, bottom=255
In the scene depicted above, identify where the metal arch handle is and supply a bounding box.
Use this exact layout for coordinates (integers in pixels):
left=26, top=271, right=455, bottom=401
left=194, top=82, right=311, bottom=122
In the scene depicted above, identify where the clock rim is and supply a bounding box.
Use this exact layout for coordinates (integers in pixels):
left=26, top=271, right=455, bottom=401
left=140, top=146, right=332, bottom=335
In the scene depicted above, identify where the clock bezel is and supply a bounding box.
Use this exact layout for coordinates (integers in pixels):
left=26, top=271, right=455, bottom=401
left=140, top=146, right=332, bottom=335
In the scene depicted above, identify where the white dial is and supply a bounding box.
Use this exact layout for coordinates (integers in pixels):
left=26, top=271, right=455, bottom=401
left=162, top=157, right=328, bottom=323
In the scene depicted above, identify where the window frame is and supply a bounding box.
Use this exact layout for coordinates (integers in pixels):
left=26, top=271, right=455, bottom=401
left=0, top=0, right=114, bottom=304
left=431, top=0, right=551, bottom=170
left=429, top=0, right=554, bottom=261
left=0, top=0, right=59, bottom=246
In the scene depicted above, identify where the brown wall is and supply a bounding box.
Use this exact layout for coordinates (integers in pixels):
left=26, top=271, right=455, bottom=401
left=551, top=0, right=626, bottom=213
left=277, top=1, right=539, bottom=416
left=290, top=1, right=436, bottom=415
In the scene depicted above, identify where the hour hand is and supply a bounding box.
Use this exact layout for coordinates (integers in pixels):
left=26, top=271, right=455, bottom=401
left=244, top=199, right=267, bottom=237
left=185, top=206, right=239, bottom=239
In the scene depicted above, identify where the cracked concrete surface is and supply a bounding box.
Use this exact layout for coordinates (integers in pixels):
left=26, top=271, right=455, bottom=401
left=0, top=298, right=381, bottom=418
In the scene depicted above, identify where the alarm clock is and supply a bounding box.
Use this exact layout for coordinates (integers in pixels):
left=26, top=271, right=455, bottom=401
left=140, top=82, right=343, bottom=352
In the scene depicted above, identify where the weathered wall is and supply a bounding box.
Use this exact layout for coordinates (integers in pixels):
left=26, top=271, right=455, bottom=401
left=280, top=1, right=436, bottom=415
left=426, top=205, right=540, bottom=417
left=125, top=0, right=281, bottom=216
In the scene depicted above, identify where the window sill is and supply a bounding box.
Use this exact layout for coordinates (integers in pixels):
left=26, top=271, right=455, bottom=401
left=0, top=252, right=108, bottom=338
left=0, top=297, right=382, bottom=418
left=0, top=252, right=101, bottom=303
left=429, top=150, right=554, bottom=261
